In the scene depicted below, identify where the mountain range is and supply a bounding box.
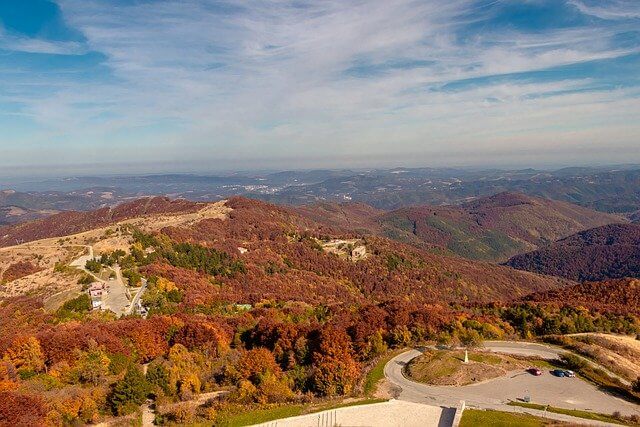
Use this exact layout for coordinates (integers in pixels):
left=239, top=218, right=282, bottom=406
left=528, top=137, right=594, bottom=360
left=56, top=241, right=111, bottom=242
left=1, top=193, right=638, bottom=426
left=3, top=165, right=640, bottom=227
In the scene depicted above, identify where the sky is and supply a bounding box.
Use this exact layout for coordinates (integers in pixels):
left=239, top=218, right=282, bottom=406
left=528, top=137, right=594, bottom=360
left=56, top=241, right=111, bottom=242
left=0, top=0, right=639, bottom=176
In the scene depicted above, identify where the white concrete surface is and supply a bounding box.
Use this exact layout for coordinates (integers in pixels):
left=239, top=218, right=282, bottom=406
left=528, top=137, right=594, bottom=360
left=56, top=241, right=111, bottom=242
left=252, top=400, right=455, bottom=427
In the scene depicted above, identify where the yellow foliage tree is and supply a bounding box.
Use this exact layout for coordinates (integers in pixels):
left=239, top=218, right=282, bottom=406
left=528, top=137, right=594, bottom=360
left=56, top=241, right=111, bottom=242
left=166, top=344, right=202, bottom=398
left=3, top=336, right=45, bottom=373
left=178, top=372, right=201, bottom=400
left=156, top=277, right=177, bottom=292
left=231, top=379, right=258, bottom=404
left=74, top=345, right=111, bottom=385
left=256, top=371, right=294, bottom=404
left=0, top=361, right=17, bottom=391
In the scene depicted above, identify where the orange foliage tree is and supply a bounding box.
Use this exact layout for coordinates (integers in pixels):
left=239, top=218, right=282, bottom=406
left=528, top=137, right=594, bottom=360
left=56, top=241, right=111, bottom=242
left=310, top=327, right=359, bottom=396
left=2, top=335, right=45, bottom=373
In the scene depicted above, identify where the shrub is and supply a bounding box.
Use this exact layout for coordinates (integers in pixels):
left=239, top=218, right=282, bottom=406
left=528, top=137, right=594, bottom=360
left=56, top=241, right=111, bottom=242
left=61, top=294, right=91, bottom=313
left=560, top=354, right=587, bottom=371
left=85, top=259, right=102, bottom=274
left=78, top=274, right=93, bottom=286
left=162, top=403, right=195, bottom=424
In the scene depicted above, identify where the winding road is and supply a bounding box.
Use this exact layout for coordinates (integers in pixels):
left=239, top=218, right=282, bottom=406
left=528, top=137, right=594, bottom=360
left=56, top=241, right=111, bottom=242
left=384, top=341, right=640, bottom=425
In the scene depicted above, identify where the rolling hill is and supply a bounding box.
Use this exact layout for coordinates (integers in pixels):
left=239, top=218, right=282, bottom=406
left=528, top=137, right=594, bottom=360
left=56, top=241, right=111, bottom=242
left=0, top=196, right=573, bottom=305
left=0, top=197, right=202, bottom=248
left=0, top=188, right=127, bottom=225
left=253, top=166, right=640, bottom=214
left=294, top=201, right=384, bottom=235
left=506, top=223, right=640, bottom=282
left=298, top=192, right=623, bottom=262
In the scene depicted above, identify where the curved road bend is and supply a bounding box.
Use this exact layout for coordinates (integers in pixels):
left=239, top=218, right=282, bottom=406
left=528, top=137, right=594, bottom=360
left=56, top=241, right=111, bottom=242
left=384, top=342, right=640, bottom=426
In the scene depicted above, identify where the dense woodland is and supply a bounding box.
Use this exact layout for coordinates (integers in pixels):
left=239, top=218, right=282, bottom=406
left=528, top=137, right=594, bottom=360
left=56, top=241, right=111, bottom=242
left=507, top=223, right=640, bottom=281
left=294, top=192, right=621, bottom=262
left=1, top=197, right=639, bottom=425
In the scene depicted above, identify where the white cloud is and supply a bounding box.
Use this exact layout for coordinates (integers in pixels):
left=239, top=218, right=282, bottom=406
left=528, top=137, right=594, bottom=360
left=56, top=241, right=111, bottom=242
left=0, top=25, right=87, bottom=55
left=569, top=0, right=640, bottom=20
left=1, top=0, right=638, bottom=169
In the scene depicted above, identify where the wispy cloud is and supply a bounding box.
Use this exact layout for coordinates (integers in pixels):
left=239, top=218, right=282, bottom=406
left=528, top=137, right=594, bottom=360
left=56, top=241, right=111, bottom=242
left=569, top=0, right=640, bottom=20
left=0, top=25, right=86, bottom=55
left=0, top=0, right=639, bottom=170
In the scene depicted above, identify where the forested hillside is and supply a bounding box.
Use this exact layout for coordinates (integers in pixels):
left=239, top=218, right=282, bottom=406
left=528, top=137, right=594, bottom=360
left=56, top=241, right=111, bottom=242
left=0, top=197, right=636, bottom=426
left=297, top=192, right=622, bottom=261
left=522, top=278, right=640, bottom=316
left=506, top=223, right=640, bottom=282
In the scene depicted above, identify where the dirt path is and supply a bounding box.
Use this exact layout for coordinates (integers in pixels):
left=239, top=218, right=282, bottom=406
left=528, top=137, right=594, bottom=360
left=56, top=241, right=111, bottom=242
left=141, top=402, right=155, bottom=427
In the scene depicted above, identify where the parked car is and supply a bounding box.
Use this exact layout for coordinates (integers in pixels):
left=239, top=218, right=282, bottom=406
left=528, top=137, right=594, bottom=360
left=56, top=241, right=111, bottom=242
left=552, top=369, right=566, bottom=377
left=528, top=367, right=542, bottom=376
left=563, top=370, right=576, bottom=378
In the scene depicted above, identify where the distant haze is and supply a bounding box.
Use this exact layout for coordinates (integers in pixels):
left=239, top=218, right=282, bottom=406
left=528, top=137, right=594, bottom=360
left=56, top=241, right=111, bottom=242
left=0, top=0, right=639, bottom=172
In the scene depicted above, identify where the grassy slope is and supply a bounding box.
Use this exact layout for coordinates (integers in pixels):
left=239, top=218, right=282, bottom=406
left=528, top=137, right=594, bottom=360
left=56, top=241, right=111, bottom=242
left=216, top=399, right=387, bottom=427
left=460, top=409, right=546, bottom=427
left=405, top=350, right=523, bottom=385
left=216, top=405, right=306, bottom=427
left=507, top=401, right=627, bottom=425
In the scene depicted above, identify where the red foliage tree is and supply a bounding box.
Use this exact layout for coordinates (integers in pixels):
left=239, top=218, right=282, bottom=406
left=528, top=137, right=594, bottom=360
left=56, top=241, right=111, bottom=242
left=310, top=326, right=360, bottom=396
left=0, top=391, right=48, bottom=426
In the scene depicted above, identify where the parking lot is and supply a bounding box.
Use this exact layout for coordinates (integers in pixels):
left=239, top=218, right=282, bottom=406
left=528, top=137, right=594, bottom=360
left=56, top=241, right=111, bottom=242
left=386, top=348, right=640, bottom=418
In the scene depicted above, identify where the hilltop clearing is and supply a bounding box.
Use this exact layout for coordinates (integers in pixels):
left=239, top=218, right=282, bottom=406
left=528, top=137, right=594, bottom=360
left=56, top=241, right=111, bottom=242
left=0, top=200, right=231, bottom=304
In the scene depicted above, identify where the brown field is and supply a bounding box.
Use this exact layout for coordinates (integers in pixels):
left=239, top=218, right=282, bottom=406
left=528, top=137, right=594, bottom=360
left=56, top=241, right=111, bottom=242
left=569, top=333, right=640, bottom=382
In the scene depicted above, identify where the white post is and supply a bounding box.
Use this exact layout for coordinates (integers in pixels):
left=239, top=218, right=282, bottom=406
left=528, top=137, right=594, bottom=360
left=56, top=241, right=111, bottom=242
left=464, top=349, right=469, bottom=363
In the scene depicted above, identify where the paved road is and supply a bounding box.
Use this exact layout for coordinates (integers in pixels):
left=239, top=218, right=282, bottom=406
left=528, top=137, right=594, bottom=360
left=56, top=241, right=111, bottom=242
left=127, top=277, right=148, bottom=316
left=385, top=342, right=640, bottom=425
left=482, top=341, right=630, bottom=386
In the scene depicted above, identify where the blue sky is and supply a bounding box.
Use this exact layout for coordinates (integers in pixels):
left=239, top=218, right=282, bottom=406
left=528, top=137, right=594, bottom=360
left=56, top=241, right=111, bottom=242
left=0, top=0, right=639, bottom=175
